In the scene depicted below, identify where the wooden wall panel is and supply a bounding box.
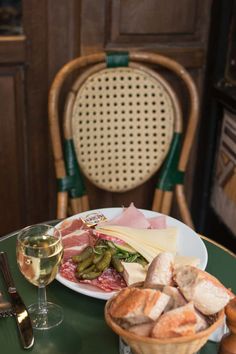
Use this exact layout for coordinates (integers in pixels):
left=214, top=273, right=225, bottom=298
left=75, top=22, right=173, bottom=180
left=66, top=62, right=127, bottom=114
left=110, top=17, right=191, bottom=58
left=111, top=0, right=197, bottom=38
left=0, top=67, right=27, bottom=235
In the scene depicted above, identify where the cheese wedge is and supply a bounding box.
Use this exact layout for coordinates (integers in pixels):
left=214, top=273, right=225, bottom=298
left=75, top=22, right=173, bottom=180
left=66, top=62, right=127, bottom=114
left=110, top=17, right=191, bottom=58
left=122, top=262, right=147, bottom=286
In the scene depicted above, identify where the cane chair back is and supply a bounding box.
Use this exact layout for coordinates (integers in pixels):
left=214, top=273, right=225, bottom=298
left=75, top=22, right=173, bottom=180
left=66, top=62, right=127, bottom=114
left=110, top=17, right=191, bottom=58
left=49, top=52, right=199, bottom=228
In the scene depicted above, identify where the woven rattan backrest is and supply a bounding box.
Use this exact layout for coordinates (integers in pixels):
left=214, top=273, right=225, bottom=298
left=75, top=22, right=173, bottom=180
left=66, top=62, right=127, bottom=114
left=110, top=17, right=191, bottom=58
left=68, top=64, right=181, bottom=192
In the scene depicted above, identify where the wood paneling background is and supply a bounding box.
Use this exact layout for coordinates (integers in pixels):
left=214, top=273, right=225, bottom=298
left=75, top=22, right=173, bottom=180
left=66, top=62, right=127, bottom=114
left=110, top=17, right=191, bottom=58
left=0, top=0, right=213, bottom=236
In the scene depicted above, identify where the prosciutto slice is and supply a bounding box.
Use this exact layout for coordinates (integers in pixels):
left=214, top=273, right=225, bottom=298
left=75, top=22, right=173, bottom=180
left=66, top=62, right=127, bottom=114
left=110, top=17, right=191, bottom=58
left=58, top=218, right=88, bottom=237
left=62, top=230, right=91, bottom=248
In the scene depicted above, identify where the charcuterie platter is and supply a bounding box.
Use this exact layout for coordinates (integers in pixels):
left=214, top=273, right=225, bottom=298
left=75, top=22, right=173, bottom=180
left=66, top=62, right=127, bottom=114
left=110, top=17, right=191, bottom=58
left=55, top=206, right=208, bottom=300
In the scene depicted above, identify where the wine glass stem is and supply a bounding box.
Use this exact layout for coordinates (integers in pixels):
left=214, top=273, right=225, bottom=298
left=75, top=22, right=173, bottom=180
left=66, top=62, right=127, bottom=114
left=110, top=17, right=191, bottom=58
left=38, top=285, right=47, bottom=313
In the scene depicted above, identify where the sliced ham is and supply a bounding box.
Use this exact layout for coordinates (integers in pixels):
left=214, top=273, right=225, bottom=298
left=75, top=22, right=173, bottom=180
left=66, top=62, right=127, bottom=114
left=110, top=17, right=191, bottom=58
left=98, top=203, right=151, bottom=229
left=148, top=215, right=167, bottom=229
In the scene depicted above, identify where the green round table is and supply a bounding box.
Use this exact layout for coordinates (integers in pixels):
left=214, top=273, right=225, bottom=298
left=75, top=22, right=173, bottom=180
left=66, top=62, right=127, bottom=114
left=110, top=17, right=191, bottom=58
left=0, top=229, right=235, bottom=354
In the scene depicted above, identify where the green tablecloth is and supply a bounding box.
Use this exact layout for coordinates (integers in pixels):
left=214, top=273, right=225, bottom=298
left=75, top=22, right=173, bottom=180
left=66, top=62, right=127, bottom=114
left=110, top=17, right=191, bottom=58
left=0, top=232, right=235, bottom=354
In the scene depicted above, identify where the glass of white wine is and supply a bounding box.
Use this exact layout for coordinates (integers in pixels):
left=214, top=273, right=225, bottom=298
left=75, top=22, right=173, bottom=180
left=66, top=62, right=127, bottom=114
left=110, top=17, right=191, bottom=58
left=16, top=224, right=64, bottom=330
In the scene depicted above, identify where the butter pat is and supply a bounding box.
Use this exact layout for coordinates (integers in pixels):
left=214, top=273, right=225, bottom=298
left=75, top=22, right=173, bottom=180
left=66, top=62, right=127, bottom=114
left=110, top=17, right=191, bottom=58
left=122, top=262, right=147, bottom=286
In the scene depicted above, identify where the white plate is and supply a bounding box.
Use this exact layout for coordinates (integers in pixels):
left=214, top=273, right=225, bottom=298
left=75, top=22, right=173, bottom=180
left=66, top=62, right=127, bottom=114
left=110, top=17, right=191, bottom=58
left=56, top=208, right=208, bottom=300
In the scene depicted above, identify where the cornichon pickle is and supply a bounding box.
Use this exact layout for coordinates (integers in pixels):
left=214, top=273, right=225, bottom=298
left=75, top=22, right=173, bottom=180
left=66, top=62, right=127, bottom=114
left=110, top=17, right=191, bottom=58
left=111, top=255, right=124, bottom=273
left=95, top=250, right=112, bottom=271
left=71, top=246, right=93, bottom=263
left=76, top=254, right=94, bottom=272
left=93, top=253, right=103, bottom=264
left=75, top=264, right=96, bottom=279
left=81, top=271, right=102, bottom=280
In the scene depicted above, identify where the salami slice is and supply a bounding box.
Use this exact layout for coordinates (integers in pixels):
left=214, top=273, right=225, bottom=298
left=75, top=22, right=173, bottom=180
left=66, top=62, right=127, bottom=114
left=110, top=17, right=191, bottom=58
left=60, top=262, right=126, bottom=292
left=60, top=260, right=77, bottom=282
left=80, top=268, right=127, bottom=292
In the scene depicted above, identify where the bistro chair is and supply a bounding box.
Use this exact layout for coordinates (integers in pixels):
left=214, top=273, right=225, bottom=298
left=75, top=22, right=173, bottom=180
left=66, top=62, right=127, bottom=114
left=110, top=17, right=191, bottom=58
left=48, top=51, right=199, bottom=229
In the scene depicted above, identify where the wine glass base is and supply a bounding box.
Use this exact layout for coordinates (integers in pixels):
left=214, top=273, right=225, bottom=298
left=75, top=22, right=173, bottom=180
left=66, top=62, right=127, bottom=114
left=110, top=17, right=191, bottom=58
left=28, top=302, right=64, bottom=330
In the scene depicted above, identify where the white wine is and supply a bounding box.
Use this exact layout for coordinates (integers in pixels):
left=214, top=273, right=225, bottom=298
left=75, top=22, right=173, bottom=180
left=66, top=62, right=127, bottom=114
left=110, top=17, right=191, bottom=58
left=17, top=235, right=63, bottom=287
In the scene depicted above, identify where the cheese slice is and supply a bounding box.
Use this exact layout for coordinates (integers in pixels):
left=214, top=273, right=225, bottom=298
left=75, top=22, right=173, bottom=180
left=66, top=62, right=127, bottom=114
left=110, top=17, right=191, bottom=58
left=96, top=226, right=178, bottom=262
left=96, top=225, right=199, bottom=267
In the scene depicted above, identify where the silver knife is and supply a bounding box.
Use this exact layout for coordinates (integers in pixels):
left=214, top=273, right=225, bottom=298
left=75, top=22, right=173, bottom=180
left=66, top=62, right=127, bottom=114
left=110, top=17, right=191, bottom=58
left=0, top=252, right=34, bottom=349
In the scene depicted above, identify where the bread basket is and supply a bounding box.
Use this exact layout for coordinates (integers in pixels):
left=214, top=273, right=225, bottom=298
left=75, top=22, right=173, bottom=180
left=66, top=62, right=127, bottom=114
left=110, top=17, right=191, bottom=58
left=105, top=294, right=225, bottom=354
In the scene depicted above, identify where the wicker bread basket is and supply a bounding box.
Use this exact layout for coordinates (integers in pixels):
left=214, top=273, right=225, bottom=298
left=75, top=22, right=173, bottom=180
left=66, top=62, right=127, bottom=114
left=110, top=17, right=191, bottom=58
left=105, top=295, right=225, bottom=354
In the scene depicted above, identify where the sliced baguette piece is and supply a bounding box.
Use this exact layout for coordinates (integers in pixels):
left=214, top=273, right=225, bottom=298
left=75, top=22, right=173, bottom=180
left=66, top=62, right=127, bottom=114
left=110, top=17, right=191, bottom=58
left=144, top=252, right=174, bottom=289
left=195, top=309, right=209, bottom=332
left=128, top=322, right=154, bottom=336
left=162, top=285, right=187, bottom=311
left=174, top=265, right=234, bottom=315
left=151, top=302, right=197, bottom=338
left=109, top=287, right=170, bottom=325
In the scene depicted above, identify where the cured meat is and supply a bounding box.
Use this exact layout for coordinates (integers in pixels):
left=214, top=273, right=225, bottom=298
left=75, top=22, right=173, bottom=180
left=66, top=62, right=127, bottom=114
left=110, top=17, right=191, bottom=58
left=80, top=268, right=127, bottom=292
left=148, top=215, right=167, bottom=229
left=98, top=203, right=150, bottom=229
left=58, top=218, right=88, bottom=237
left=62, top=230, right=90, bottom=248
left=93, top=231, right=126, bottom=245
left=60, top=262, right=126, bottom=292
left=58, top=204, right=169, bottom=293
left=60, top=260, right=77, bottom=282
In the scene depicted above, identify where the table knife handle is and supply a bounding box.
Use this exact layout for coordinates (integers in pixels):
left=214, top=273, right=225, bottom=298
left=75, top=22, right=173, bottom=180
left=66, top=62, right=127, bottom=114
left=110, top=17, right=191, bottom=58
left=0, top=252, right=15, bottom=289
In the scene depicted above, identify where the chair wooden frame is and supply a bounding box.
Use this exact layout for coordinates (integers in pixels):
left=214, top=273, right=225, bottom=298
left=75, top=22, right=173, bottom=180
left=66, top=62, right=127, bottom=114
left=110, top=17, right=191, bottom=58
left=48, top=52, right=199, bottom=228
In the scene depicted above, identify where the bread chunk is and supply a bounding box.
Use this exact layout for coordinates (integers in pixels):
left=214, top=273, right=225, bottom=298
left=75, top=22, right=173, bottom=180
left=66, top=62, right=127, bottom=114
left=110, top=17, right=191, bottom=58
left=163, top=285, right=187, bottom=311
left=128, top=322, right=154, bottom=336
left=144, top=252, right=174, bottom=289
left=151, top=302, right=197, bottom=338
left=174, top=265, right=234, bottom=315
left=109, top=287, right=170, bottom=325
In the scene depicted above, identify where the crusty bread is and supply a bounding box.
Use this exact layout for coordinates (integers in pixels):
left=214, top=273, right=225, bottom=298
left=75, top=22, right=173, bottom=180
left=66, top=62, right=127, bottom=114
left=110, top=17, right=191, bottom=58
left=128, top=322, right=154, bottom=336
left=144, top=252, right=174, bottom=289
left=151, top=302, right=197, bottom=338
left=109, top=287, right=170, bottom=325
left=162, top=285, right=187, bottom=311
left=174, top=265, right=234, bottom=315
left=162, top=286, right=208, bottom=331
left=195, top=309, right=208, bottom=332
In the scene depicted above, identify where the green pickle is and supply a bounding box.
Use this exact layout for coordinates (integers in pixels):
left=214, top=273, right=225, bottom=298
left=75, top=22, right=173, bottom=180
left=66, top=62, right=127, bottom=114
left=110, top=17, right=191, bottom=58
left=81, top=271, right=102, bottom=280
left=72, top=246, right=93, bottom=263
left=111, top=255, right=124, bottom=273
left=76, top=254, right=94, bottom=272
left=95, top=250, right=112, bottom=271
left=93, top=253, right=103, bottom=264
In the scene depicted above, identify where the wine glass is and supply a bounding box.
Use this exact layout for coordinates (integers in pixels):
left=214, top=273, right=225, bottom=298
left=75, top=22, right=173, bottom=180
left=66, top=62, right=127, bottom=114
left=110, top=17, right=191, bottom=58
left=16, top=223, right=64, bottom=330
